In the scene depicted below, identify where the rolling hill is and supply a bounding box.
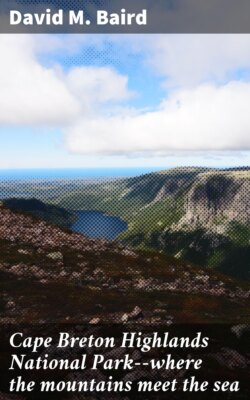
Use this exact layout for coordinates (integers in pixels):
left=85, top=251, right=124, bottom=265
left=2, top=198, right=76, bottom=229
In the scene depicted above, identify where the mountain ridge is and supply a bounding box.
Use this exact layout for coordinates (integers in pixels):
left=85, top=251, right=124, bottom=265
left=54, top=167, right=250, bottom=279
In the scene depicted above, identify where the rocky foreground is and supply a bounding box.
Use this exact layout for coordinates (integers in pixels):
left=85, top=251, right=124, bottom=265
left=0, top=204, right=249, bottom=324
left=0, top=205, right=250, bottom=400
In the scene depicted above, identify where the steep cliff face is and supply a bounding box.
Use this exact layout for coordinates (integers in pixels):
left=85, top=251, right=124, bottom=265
left=115, top=169, right=250, bottom=279
left=175, top=171, right=250, bottom=233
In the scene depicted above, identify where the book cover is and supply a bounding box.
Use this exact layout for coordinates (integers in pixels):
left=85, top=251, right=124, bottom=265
left=0, top=1, right=249, bottom=399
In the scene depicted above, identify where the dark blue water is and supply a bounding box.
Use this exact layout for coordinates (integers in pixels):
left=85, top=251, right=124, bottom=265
left=71, top=211, right=127, bottom=240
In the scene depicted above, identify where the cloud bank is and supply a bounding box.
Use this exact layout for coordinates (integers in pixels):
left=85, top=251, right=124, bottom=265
left=65, top=82, right=250, bottom=154
left=0, top=35, right=130, bottom=126
left=1, top=34, right=250, bottom=156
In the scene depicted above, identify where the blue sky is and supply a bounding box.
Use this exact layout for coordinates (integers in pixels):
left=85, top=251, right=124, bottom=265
left=1, top=34, right=250, bottom=170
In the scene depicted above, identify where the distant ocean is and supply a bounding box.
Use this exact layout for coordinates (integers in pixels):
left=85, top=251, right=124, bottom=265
left=0, top=167, right=163, bottom=181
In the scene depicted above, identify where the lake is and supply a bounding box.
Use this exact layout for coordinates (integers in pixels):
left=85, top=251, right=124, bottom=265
left=71, top=210, right=127, bottom=240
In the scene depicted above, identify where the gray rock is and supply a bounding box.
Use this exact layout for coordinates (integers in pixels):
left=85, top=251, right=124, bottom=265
left=214, top=348, right=247, bottom=369
left=47, top=251, right=63, bottom=261
left=128, top=306, right=143, bottom=320
left=231, top=324, right=249, bottom=339
left=89, top=317, right=100, bottom=325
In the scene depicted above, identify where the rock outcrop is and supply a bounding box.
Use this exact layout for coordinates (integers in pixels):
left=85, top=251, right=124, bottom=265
left=175, top=171, right=250, bottom=233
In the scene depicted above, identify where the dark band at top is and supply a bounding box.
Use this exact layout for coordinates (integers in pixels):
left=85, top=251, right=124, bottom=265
left=1, top=0, right=250, bottom=34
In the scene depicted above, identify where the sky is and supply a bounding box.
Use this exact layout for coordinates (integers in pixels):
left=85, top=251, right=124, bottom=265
left=1, top=34, right=250, bottom=170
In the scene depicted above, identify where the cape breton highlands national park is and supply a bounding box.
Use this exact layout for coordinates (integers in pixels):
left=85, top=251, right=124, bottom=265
left=0, top=1, right=249, bottom=399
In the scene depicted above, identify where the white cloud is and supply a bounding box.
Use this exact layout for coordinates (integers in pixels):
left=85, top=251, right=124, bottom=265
left=1, top=34, right=250, bottom=159
left=51, top=34, right=250, bottom=87
left=0, top=35, right=79, bottom=125
left=66, top=66, right=131, bottom=113
left=65, top=81, right=250, bottom=154
left=0, top=35, right=131, bottom=126
left=141, top=34, right=250, bottom=86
